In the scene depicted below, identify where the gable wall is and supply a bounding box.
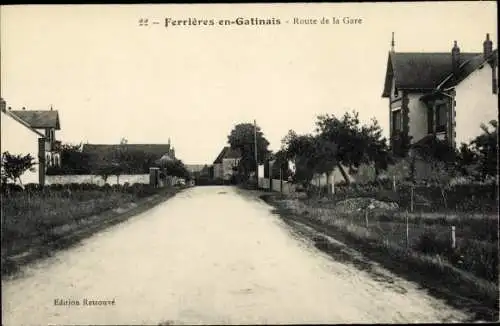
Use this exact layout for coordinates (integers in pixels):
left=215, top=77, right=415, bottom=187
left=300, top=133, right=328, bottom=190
left=406, top=93, right=430, bottom=144
left=454, top=64, right=498, bottom=146
left=1, top=113, right=40, bottom=184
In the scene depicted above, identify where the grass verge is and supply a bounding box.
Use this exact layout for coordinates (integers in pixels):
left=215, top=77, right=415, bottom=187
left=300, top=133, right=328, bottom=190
left=260, top=193, right=499, bottom=322
left=1, top=184, right=187, bottom=277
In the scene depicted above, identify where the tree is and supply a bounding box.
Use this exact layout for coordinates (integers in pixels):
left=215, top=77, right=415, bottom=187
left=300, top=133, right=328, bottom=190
left=281, top=131, right=319, bottom=189
left=391, top=130, right=412, bottom=158
left=270, top=149, right=293, bottom=180
left=95, top=144, right=130, bottom=185
left=411, top=135, right=458, bottom=208
left=312, top=136, right=338, bottom=191
left=456, top=142, right=480, bottom=178
left=46, top=142, right=92, bottom=175
left=470, top=120, right=498, bottom=181
left=315, top=111, right=391, bottom=183
left=156, top=157, right=190, bottom=180
left=227, top=122, right=270, bottom=180
left=1, top=152, right=37, bottom=187
left=95, top=165, right=114, bottom=183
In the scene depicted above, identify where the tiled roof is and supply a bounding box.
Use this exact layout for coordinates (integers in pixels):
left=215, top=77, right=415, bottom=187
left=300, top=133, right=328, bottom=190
left=225, top=147, right=242, bottom=159
left=213, top=146, right=242, bottom=164
left=382, top=52, right=484, bottom=97
left=9, top=110, right=61, bottom=129
left=83, top=144, right=171, bottom=156
left=214, top=147, right=229, bottom=164
left=440, top=49, right=498, bottom=89
left=82, top=143, right=172, bottom=167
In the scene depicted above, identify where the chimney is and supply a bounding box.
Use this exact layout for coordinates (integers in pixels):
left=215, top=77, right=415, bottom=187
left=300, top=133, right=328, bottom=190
left=451, top=40, right=460, bottom=79
left=483, top=33, right=498, bottom=94
left=483, top=33, right=493, bottom=60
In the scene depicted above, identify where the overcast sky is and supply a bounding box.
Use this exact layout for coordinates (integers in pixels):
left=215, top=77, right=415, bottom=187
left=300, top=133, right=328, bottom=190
left=1, top=2, right=497, bottom=164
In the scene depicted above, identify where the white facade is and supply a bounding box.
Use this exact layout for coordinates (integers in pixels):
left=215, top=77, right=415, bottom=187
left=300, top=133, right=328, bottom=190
left=0, top=113, right=39, bottom=184
left=454, top=64, right=498, bottom=146
left=390, top=64, right=498, bottom=148
left=222, top=158, right=240, bottom=180
left=310, top=164, right=356, bottom=186
left=406, top=93, right=430, bottom=144
left=389, top=73, right=430, bottom=145
left=213, top=163, right=223, bottom=179
left=46, top=174, right=150, bottom=185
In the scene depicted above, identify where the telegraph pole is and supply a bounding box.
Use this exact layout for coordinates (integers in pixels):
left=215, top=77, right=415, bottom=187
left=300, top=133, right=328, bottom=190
left=254, top=119, right=258, bottom=181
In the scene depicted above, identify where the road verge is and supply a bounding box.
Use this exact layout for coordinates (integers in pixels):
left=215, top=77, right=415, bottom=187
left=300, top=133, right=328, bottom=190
left=259, top=192, right=499, bottom=322
left=2, top=186, right=188, bottom=278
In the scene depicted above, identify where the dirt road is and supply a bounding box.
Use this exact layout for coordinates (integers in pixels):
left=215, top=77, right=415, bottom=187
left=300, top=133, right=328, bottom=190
left=1, top=186, right=470, bottom=325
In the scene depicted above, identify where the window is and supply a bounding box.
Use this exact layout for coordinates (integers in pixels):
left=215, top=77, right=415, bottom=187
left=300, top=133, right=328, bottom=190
left=427, top=103, right=448, bottom=133
left=392, top=109, right=402, bottom=132
left=436, top=103, right=447, bottom=133
left=427, top=106, right=433, bottom=134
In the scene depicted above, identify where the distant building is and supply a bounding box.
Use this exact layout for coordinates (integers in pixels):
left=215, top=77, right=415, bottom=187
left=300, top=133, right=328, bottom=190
left=185, top=164, right=206, bottom=174
left=382, top=33, right=498, bottom=153
left=81, top=143, right=175, bottom=172
left=213, top=146, right=241, bottom=181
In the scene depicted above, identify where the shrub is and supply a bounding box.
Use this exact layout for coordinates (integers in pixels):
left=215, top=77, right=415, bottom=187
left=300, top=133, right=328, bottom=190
left=49, top=184, right=65, bottom=191
left=79, top=183, right=99, bottom=191
left=0, top=183, right=23, bottom=195
left=454, top=238, right=499, bottom=282
left=25, top=183, right=42, bottom=192
left=67, top=183, right=83, bottom=191
left=414, top=229, right=451, bottom=255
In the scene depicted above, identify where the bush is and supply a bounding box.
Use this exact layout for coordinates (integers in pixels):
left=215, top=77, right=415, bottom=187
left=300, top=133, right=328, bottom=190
left=0, top=183, right=24, bottom=195
left=413, top=229, right=451, bottom=255
left=25, top=183, right=42, bottom=192
left=49, top=184, right=65, bottom=191
left=454, top=239, right=499, bottom=282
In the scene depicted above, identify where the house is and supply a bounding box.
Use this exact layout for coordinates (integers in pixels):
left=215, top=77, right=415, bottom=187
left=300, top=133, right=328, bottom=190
left=81, top=143, right=175, bottom=171
left=43, top=142, right=177, bottom=185
left=200, top=165, right=213, bottom=178
left=185, top=164, right=206, bottom=178
left=185, top=164, right=206, bottom=174
left=213, top=146, right=241, bottom=181
left=382, top=33, right=498, bottom=153
left=1, top=98, right=62, bottom=184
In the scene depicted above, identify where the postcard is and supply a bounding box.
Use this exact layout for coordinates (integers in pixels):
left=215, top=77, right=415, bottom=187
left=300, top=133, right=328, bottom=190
left=1, top=2, right=498, bottom=325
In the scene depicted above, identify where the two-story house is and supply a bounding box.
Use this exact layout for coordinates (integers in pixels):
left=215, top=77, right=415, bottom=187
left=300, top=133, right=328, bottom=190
left=213, top=146, right=241, bottom=181
left=382, top=33, right=498, bottom=153
left=1, top=98, right=62, bottom=185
